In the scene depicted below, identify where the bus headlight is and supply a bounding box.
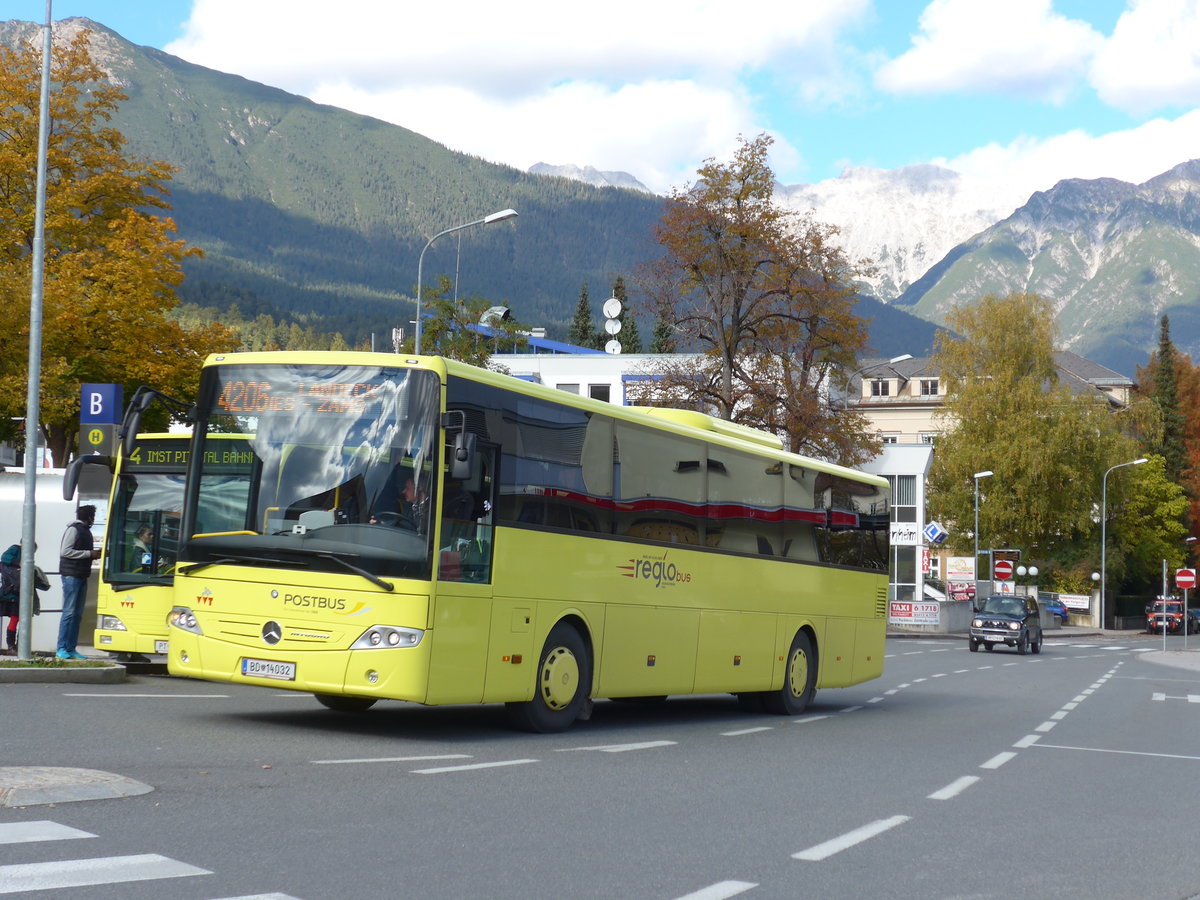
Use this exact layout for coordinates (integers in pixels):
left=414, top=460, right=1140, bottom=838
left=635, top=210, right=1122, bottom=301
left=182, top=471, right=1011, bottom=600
left=350, top=625, right=423, bottom=650
left=98, top=615, right=127, bottom=632
left=167, top=607, right=203, bottom=635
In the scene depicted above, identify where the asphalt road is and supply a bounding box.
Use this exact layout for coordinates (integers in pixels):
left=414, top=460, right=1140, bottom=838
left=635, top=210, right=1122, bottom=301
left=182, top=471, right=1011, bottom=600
left=2, top=632, right=1199, bottom=899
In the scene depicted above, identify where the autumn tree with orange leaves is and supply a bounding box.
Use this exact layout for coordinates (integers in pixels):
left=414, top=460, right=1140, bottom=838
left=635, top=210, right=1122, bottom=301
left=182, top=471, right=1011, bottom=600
left=634, top=134, right=876, bottom=465
left=0, top=26, right=237, bottom=464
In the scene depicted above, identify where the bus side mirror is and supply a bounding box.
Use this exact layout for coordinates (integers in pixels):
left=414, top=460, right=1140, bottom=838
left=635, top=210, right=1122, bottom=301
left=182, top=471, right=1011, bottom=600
left=63, top=454, right=114, bottom=501
left=451, top=432, right=477, bottom=481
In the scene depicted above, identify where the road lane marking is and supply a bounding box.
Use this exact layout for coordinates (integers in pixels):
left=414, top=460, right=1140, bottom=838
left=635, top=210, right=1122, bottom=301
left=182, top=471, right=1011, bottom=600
left=673, top=880, right=758, bottom=899
left=0, top=821, right=95, bottom=845
left=867, top=697, right=885, bottom=703
left=312, top=755, right=471, bottom=765
left=1050, top=710, right=1069, bottom=720
left=1035, top=721, right=1058, bottom=732
left=1014, top=734, right=1041, bottom=748
left=557, top=741, right=676, bottom=752
left=61, top=693, right=231, bottom=698
left=928, top=776, right=979, bottom=800
left=839, top=706, right=863, bottom=714
left=0, top=854, right=209, bottom=894
left=720, top=727, right=772, bottom=736
left=980, top=752, right=1017, bottom=769
left=1034, top=744, right=1200, bottom=761
left=792, top=815, right=910, bottom=861
left=412, top=759, right=538, bottom=774
left=209, top=895, right=303, bottom=900
left=793, top=715, right=831, bottom=724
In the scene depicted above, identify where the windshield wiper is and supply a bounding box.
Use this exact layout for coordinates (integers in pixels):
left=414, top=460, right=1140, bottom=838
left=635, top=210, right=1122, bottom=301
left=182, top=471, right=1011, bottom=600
left=315, top=551, right=394, bottom=592
left=179, top=551, right=393, bottom=592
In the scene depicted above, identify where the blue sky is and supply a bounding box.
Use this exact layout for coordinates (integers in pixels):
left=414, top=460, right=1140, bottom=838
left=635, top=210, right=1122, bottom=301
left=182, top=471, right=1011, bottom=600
left=29, top=1, right=1200, bottom=201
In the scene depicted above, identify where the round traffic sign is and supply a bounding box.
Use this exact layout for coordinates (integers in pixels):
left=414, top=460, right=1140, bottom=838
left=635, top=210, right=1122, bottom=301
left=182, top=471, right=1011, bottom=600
left=994, top=559, right=1013, bottom=580
left=1177, top=568, right=1196, bottom=590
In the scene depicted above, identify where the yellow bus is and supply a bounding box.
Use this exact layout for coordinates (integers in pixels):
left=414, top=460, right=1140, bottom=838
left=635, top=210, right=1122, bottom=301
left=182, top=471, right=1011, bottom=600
left=66, top=433, right=251, bottom=661
left=154, top=352, right=890, bottom=731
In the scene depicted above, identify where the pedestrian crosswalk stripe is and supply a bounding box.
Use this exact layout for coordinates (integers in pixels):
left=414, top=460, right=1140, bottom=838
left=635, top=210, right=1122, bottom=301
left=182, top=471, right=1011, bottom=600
left=0, top=820, right=95, bottom=845
left=0, top=853, right=210, bottom=894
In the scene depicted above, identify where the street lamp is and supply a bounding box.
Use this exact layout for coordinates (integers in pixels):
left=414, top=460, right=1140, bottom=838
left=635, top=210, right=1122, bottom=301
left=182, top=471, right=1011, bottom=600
left=413, top=208, right=518, bottom=355
left=843, top=354, right=914, bottom=405
left=1100, top=457, right=1148, bottom=629
left=973, top=470, right=994, bottom=590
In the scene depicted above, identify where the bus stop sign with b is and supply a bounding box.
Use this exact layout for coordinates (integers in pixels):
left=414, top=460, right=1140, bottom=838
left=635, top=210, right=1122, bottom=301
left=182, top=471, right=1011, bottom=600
left=80, top=384, right=123, bottom=458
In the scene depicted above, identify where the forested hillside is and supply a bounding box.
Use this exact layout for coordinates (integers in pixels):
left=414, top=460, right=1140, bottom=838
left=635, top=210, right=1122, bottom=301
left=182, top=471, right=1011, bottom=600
left=3, top=17, right=940, bottom=355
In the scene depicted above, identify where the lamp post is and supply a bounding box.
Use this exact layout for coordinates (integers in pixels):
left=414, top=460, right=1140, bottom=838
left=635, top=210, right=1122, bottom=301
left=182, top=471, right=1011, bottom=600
left=413, top=208, right=518, bottom=355
left=973, top=470, right=994, bottom=593
left=843, top=354, right=914, bottom=405
left=1100, top=457, right=1148, bottom=630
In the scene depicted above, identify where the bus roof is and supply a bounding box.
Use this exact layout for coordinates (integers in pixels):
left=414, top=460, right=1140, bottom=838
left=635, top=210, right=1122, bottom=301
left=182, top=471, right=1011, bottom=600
left=201, top=351, right=887, bottom=489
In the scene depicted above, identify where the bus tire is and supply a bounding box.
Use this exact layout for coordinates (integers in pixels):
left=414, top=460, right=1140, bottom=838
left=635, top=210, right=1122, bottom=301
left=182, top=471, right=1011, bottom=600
left=314, top=693, right=377, bottom=712
left=760, top=630, right=816, bottom=716
left=507, top=622, right=591, bottom=733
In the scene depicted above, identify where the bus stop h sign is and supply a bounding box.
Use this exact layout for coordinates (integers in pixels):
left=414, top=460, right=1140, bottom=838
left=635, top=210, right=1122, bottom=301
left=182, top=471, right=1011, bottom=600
left=994, top=559, right=1014, bottom=581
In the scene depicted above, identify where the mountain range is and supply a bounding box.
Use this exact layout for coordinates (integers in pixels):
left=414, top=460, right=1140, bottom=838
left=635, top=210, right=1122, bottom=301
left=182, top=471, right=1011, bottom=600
left=8, top=17, right=1199, bottom=376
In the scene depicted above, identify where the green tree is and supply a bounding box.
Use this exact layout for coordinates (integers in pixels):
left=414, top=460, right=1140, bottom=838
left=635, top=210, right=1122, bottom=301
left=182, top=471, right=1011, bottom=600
left=0, top=29, right=237, bottom=463
left=567, top=282, right=595, bottom=348
left=399, top=275, right=526, bottom=367
left=649, top=313, right=676, bottom=353
left=1150, top=315, right=1187, bottom=484
left=637, top=134, right=874, bottom=462
left=927, top=292, right=1146, bottom=561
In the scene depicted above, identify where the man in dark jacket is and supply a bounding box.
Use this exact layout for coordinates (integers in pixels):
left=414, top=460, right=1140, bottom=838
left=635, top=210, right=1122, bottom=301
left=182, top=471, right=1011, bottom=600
left=58, top=504, right=100, bottom=660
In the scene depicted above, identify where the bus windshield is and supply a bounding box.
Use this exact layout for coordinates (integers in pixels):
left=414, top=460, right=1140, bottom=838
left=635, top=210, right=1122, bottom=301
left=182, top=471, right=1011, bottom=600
left=184, top=362, right=442, bottom=581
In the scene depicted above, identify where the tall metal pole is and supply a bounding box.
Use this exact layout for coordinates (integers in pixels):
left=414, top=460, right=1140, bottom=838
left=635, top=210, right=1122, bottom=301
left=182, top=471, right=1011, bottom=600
left=17, top=1, right=53, bottom=662
left=413, top=209, right=517, bottom=355
left=973, top=470, right=993, bottom=597
left=1100, top=458, right=1148, bottom=632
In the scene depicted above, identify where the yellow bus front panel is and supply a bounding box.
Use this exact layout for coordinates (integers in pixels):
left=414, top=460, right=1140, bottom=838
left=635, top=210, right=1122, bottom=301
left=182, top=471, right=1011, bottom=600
left=94, top=586, right=172, bottom=655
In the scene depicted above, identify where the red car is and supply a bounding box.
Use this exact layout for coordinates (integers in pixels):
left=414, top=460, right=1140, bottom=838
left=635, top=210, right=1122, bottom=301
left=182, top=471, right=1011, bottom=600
left=1145, top=600, right=1199, bottom=634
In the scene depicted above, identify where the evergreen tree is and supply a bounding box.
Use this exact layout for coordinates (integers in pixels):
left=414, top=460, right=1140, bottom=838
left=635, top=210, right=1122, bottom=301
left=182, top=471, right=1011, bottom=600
left=649, top=314, right=676, bottom=353
left=568, top=282, right=594, bottom=348
left=1152, top=315, right=1187, bottom=484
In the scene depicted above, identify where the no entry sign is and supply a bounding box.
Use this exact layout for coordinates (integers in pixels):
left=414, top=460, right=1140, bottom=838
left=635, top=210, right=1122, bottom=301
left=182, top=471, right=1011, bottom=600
left=1177, top=568, right=1196, bottom=591
left=994, top=559, right=1014, bottom=581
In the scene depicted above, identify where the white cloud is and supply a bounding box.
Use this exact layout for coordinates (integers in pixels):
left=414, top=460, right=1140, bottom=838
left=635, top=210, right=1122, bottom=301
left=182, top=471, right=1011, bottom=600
left=933, top=109, right=1200, bottom=212
left=875, top=0, right=1102, bottom=102
left=164, top=0, right=871, bottom=193
left=1090, top=0, right=1200, bottom=113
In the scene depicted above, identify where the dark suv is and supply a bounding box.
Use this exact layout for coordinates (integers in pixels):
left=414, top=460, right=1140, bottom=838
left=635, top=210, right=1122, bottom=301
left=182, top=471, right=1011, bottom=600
left=970, top=595, right=1043, bottom=654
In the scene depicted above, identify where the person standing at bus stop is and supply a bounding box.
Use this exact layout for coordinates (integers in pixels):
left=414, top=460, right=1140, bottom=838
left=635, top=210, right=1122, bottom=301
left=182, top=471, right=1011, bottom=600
left=57, top=504, right=100, bottom=660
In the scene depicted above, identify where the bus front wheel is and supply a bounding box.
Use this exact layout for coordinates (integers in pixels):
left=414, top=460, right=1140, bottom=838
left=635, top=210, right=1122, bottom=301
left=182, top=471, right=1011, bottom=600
left=760, top=630, right=816, bottom=716
left=314, top=693, right=377, bottom=712
left=507, top=622, right=591, bottom=733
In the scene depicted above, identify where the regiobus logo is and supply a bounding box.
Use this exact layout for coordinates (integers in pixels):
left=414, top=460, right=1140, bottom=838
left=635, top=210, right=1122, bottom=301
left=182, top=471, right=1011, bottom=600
left=617, top=551, right=692, bottom=588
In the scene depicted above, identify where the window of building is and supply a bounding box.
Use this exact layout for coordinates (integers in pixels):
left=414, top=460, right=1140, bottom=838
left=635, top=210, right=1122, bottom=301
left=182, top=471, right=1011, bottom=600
left=870, top=378, right=890, bottom=397
left=888, top=474, right=917, bottom=522
left=555, top=383, right=580, bottom=395
left=919, top=433, right=936, bottom=445
left=881, top=434, right=899, bottom=445
left=588, top=384, right=611, bottom=403
left=920, top=379, right=939, bottom=396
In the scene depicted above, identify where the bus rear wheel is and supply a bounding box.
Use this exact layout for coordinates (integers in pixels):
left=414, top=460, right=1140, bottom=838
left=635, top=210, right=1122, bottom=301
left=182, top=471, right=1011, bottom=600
left=507, top=622, right=591, bottom=733
left=760, top=631, right=816, bottom=716
left=314, top=693, right=377, bottom=712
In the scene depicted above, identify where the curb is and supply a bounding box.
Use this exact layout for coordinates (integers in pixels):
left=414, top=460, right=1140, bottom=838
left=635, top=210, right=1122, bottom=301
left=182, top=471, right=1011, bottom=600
left=0, top=767, right=152, bottom=807
left=0, top=661, right=126, bottom=684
